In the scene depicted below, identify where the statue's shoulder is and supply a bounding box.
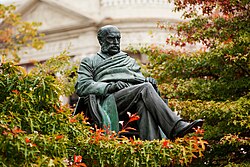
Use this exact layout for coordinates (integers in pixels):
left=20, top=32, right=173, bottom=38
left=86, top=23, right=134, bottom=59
left=81, top=53, right=98, bottom=61
left=80, top=53, right=100, bottom=65
left=80, top=53, right=106, bottom=68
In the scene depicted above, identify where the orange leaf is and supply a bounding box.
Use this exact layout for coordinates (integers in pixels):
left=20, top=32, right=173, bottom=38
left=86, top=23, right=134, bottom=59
left=118, top=129, right=129, bottom=134
left=74, top=155, right=82, bottom=163
left=194, top=127, right=205, bottom=134
left=128, top=114, right=140, bottom=123
left=223, top=38, right=232, bottom=44
left=70, top=118, right=78, bottom=123
left=76, top=163, right=87, bottom=167
left=2, top=131, right=8, bottom=135
left=11, top=90, right=19, bottom=94
left=162, top=139, right=171, bottom=148
left=124, top=127, right=137, bottom=131
left=55, top=135, right=64, bottom=140
left=30, top=143, right=37, bottom=147
left=12, top=127, right=25, bottom=134
left=54, top=105, right=64, bottom=113
left=25, top=138, right=31, bottom=143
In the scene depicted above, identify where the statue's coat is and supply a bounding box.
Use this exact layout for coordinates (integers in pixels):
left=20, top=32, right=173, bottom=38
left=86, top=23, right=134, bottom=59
left=75, top=51, right=145, bottom=131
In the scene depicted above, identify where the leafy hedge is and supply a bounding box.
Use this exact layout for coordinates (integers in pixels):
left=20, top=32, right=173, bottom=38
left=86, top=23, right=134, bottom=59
left=134, top=45, right=250, bottom=166
left=170, top=96, right=250, bottom=166
left=0, top=55, right=207, bottom=167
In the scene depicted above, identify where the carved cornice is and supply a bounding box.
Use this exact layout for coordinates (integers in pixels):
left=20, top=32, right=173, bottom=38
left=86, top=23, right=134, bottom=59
left=40, top=0, right=96, bottom=21
left=100, top=0, right=168, bottom=7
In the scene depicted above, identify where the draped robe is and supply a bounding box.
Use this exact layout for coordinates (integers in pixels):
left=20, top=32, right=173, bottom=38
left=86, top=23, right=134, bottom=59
left=75, top=51, right=146, bottom=132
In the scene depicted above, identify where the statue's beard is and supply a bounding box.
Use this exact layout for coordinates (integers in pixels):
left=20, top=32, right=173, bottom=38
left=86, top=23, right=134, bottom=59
left=101, top=44, right=120, bottom=56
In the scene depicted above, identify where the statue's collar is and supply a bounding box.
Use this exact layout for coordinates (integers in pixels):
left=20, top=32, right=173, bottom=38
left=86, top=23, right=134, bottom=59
left=97, top=51, right=127, bottom=59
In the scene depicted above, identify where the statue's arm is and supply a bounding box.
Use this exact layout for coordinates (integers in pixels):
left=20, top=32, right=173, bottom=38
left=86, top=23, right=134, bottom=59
left=75, top=57, right=110, bottom=97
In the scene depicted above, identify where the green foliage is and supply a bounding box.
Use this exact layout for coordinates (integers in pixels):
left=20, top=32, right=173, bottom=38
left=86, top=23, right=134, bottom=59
left=0, top=56, right=207, bottom=166
left=161, top=96, right=249, bottom=165
left=137, top=45, right=249, bottom=101
left=134, top=0, right=250, bottom=166
left=31, top=50, right=78, bottom=97
left=76, top=130, right=207, bottom=167
left=137, top=47, right=250, bottom=167
left=0, top=54, right=83, bottom=166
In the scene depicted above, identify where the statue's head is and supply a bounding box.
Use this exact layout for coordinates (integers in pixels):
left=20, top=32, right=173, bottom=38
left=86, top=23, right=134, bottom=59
left=97, top=25, right=121, bottom=56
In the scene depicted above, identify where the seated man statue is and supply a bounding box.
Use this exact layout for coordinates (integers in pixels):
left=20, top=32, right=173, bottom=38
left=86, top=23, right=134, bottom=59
left=74, top=25, right=203, bottom=140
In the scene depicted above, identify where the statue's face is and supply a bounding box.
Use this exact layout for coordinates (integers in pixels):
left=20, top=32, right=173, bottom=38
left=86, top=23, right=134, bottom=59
left=101, top=28, right=121, bottom=56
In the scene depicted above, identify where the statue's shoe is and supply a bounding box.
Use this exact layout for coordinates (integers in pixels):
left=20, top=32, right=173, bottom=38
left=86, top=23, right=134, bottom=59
left=171, top=119, right=204, bottom=140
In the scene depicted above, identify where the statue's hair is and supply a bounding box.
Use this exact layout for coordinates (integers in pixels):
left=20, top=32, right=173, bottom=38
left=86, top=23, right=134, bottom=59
left=97, top=25, right=120, bottom=45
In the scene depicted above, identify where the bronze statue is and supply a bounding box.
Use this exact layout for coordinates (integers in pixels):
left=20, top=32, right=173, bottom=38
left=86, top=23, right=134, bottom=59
left=74, top=25, right=203, bottom=140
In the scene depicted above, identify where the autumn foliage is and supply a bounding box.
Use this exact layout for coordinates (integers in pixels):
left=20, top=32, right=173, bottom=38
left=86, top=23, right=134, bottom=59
left=1, top=1, right=249, bottom=166
left=134, top=0, right=250, bottom=166
left=0, top=4, right=44, bottom=62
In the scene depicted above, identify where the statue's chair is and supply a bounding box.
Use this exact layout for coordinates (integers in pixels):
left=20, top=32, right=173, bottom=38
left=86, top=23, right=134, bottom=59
left=73, top=88, right=168, bottom=138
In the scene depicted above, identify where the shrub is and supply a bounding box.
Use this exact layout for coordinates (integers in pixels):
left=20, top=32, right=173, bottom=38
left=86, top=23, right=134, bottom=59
left=133, top=43, right=250, bottom=166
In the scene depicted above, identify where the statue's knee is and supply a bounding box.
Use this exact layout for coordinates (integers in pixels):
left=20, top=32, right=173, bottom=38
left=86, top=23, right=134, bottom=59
left=141, top=82, right=154, bottom=90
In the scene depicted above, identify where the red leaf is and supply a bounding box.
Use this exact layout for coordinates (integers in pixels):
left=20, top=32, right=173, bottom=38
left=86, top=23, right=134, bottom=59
left=25, top=138, right=31, bottom=143
left=128, top=114, right=140, bottom=123
left=69, top=118, right=78, bottom=123
left=11, top=90, right=19, bottom=94
left=55, top=135, right=64, bottom=140
left=194, top=127, right=205, bottom=134
left=2, top=131, right=8, bottom=135
left=30, top=143, right=37, bottom=147
left=75, top=163, right=87, bottom=167
left=74, top=155, right=82, bottom=163
left=162, top=139, right=171, bottom=148
left=124, top=127, right=137, bottom=131
left=118, top=129, right=129, bottom=134
left=12, top=127, right=25, bottom=134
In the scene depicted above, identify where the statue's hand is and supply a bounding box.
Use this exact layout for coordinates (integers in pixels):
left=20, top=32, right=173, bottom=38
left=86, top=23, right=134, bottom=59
left=146, top=77, right=160, bottom=95
left=108, top=81, right=130, bottom=93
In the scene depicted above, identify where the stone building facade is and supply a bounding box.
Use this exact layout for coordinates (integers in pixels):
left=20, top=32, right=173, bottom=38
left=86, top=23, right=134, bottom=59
left=6, top=0, right=182, bottom=67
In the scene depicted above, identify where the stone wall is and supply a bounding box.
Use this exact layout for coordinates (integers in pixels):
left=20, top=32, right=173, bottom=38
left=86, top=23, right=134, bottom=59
left=11, top=0, right=182, bottom=65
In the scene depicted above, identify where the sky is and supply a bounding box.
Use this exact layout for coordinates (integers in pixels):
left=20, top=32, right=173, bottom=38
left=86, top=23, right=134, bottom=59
left=0, top=0, right=18, bottom=4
